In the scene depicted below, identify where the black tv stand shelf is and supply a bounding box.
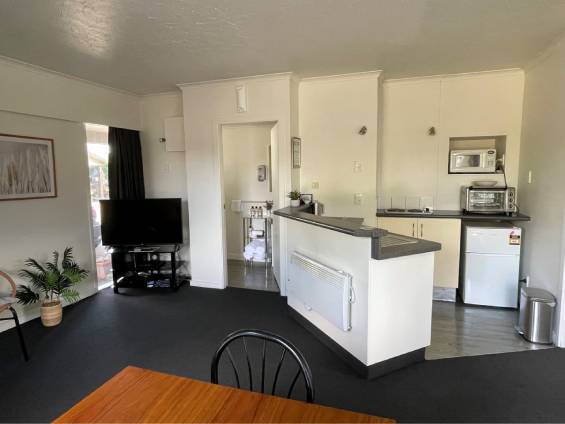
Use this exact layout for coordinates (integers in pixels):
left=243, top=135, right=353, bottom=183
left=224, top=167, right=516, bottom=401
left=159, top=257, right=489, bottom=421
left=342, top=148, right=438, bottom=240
left=110, top=245, right=186, bottom=293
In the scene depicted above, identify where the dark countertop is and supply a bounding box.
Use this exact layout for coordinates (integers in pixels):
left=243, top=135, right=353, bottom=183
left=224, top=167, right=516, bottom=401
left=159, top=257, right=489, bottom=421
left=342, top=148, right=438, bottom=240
left=374, top=234, right=441, bottom=260
left=274, top=205, right=441, bottom=260
left=376, top=209, right=531, bottom=221
left=274, top=205, right=387, bottom=238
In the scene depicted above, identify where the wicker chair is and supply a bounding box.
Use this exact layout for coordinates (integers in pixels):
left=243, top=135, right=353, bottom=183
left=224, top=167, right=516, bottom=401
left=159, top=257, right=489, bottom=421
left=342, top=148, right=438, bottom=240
left=0, top=270, right=29, bottom=361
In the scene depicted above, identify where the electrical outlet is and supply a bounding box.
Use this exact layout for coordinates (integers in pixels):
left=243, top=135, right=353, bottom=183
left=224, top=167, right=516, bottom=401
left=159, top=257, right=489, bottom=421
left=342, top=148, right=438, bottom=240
left=353, top=161, right=362, bottom=173
left=312, top=181, right=319, bottom=189
left=354, top=193, right=363, bottom=205
left=528, top=170, right=533, bottom=184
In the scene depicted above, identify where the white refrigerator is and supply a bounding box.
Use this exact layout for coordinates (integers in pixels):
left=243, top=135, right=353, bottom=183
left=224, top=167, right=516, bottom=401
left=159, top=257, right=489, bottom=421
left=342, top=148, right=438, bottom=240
left=461, top=223, right=522, bottom=308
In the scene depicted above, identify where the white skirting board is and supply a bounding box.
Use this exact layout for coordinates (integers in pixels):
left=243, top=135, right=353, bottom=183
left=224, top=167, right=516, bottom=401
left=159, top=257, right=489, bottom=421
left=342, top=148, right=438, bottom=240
left=190, top=279, right=224, bottom=289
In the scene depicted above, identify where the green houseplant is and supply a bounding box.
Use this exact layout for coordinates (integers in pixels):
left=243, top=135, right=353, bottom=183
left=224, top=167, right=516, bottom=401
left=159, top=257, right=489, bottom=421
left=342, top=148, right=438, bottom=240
left=16, top=247, right=88, bottom=327
left=288, top=190, right=301, bottom=207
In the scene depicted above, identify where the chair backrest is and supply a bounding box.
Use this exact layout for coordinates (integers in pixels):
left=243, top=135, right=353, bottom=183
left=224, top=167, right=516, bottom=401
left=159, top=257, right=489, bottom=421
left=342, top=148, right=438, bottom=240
left=211, top=329, right=314, bottom=403
left=0, top=270, right=16, bottom=297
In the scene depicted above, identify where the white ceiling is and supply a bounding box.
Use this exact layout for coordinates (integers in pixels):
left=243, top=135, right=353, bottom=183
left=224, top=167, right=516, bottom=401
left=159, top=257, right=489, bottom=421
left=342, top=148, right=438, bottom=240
left=1, top=0, right=565, bottom=94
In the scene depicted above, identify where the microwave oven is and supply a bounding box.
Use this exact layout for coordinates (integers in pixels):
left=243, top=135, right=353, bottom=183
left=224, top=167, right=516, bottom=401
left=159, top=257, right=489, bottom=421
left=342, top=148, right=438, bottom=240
left=461, top=186, right=517, bottom=215
left=450, top=149, right=497, bottom=173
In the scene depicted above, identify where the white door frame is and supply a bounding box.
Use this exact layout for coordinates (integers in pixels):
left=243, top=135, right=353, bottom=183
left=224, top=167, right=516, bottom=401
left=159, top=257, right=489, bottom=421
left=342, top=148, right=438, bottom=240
left=214, top=115, right=291, bottom=294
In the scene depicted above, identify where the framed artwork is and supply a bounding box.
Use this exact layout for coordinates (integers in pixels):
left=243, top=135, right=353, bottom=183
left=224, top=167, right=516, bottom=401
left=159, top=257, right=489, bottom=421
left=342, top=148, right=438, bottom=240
left=292, top=137, right=301, bottom=169
left=0, top=133, right=57, bottom=200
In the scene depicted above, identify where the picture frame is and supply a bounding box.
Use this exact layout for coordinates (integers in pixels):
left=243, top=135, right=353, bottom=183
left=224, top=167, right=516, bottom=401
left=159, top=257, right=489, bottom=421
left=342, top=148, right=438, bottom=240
left=292, top=137, right=301, bottom=169
left=0, top=133, right=57, bottom=201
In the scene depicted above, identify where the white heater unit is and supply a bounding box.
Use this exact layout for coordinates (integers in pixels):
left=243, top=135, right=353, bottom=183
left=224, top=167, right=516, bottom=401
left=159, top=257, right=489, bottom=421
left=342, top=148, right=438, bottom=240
left=288, top=251, right=353, bottom=331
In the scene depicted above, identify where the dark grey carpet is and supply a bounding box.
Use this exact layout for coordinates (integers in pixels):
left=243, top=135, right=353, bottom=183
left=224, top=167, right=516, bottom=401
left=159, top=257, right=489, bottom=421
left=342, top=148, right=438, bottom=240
left=0, top=286, right=564, bottom=423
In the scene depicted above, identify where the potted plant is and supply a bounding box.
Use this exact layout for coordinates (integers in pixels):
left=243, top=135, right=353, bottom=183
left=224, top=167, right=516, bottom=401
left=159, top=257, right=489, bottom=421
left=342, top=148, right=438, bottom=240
left=16, top=247, right=88, bottom=327
left=288, top=190, right=301, bottom=207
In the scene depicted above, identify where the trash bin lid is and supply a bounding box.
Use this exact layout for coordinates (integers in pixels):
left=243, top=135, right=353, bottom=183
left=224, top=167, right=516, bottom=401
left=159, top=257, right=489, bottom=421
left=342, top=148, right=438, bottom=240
left=521, top=287, right=556, bottom=303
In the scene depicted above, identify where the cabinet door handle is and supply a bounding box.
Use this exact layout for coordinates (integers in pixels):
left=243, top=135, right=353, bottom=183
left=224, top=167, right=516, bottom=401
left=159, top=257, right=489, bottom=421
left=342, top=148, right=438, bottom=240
left=420, top=223, right=424, bottom=238
left=412, top=223, right=415, bottom=237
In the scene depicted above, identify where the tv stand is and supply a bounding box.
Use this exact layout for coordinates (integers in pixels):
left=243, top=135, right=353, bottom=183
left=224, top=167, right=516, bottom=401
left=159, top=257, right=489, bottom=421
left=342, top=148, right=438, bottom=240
left=110, top=245, right=186, bottom=294
left=131, top=247, right=158, bottom=253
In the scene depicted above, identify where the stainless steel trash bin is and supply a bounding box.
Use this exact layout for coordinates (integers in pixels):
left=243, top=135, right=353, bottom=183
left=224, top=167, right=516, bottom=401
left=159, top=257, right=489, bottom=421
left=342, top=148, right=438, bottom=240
left=517, top=287, right=556, bottom=344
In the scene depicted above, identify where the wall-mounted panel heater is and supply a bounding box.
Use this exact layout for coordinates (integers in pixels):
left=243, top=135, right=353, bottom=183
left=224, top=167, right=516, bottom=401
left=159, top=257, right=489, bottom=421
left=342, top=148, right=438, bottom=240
left=288, top=251, right=353, bottom=331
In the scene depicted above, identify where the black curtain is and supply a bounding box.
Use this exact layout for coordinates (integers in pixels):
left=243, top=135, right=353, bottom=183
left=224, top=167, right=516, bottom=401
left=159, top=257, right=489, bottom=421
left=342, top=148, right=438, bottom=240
left=108, top=127, right=145, bottom=200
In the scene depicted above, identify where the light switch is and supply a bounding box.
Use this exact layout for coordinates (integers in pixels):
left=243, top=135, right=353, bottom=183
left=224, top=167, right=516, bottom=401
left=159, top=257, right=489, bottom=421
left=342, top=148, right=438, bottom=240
left=354, top=193, right=363, bottom=205
left=312, top=181, right=319, bottom=189
left=353, top=161, right=362, bottom=173
left=528, top=170, right=533, bottom=184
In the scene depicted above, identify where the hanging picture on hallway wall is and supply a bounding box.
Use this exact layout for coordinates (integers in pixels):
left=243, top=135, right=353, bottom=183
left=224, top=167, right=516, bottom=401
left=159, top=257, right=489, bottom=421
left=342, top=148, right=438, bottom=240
left=0, top=133, right=57, bottom=200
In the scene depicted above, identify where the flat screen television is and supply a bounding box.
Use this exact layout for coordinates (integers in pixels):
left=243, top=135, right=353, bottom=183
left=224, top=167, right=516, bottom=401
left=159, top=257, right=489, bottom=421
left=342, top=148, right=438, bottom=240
left=100, top=198, right=183, bottom=246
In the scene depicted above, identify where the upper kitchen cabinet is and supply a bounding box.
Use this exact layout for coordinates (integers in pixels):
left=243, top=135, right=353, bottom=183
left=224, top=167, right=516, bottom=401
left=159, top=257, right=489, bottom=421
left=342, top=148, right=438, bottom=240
left=299, top=72, right=381, bottom=223
left=379, top=70, right=525, bottom=211
left=439, top=71, right=525, bottom=137
left=380, top=78, right=441, bottom=203
left=435, top=71, right=525, bottom=209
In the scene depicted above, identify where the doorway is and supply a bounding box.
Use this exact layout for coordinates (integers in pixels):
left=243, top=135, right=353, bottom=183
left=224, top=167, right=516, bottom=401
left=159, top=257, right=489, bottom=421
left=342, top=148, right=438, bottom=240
left=221, top=122, right=279, bottom=292
left=85, top=123, right=112, bottom=290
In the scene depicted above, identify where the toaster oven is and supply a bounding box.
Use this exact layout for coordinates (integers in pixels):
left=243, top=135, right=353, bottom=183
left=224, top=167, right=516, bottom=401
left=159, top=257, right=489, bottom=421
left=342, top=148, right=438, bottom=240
left=461, top=186, right=517, bottom=215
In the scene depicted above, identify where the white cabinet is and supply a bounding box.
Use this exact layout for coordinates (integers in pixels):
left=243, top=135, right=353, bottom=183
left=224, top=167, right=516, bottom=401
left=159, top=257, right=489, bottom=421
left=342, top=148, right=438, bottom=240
left=418, top=218, right=461, bottom=289
left=376, top=216, right=418, bottom=238
left=380, top=79, right=441, bottom=200
left=377, top=217, right=461, bottom=288
left=164, top=117, right=185, bottom=152
left=380, top=71, right=524, bottom=210
left=439, top=72, right=523, bottom=137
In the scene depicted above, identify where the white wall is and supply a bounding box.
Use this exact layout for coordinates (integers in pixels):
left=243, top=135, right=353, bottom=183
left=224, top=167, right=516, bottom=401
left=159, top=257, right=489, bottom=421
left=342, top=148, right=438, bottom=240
left=286, top=219, right=373, bottom=363
left=222, top=123, right=274, bottom=260
left=0, top=56, right=142, bottom=332
left=0, top=56, right=141, bottom=130
left=180, top=74, right=293, bottom=291
left=0, top=110, right=96, bottom=331
left=518, top=38, right=565, bottom=346
left=299, top=72, right=381, bottom=223
left=139, top=92, right=190, bottom=268
left=380, top=70, right=524, bottom=210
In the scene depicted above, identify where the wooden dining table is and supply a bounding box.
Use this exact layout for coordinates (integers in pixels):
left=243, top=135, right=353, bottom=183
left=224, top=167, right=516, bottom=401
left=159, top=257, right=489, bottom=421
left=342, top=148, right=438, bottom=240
left=54, top=366, right=394, bottom=423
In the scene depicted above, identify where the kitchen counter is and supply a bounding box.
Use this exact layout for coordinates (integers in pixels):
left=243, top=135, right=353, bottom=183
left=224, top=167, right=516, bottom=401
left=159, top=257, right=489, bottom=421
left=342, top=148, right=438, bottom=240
left=376, top=209, right=531, bottom=221
left=274, top=206, right=440, bottom=260
left=275, top=204, right=439, bottom=378
left=275, top=205, right=387, bottom=238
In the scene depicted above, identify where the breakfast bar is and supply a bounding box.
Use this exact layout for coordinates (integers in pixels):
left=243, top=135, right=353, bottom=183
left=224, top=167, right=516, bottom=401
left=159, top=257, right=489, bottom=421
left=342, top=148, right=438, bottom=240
left=274, top=206, right=440, bottom=378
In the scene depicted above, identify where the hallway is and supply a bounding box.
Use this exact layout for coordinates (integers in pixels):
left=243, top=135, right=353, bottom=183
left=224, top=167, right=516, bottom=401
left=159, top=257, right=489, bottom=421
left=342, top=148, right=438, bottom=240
left=227, top=259, right=279, bottom=292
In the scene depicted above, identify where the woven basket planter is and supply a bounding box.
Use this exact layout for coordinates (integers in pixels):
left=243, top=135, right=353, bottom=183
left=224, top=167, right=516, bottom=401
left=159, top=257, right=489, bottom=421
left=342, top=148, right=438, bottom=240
left=40, top=301, right=62, bottom=327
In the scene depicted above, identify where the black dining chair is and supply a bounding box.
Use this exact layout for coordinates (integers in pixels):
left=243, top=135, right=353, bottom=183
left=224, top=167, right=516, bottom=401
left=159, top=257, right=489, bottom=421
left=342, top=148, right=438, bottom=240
left=211, top=329, right=314, bottom=403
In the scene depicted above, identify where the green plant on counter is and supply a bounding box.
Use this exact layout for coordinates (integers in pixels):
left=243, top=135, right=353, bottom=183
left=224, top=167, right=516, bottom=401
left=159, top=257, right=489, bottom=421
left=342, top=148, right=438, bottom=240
left=288, top=190, right=301, bottom=200
left=16, top=247, right=88, bottom=306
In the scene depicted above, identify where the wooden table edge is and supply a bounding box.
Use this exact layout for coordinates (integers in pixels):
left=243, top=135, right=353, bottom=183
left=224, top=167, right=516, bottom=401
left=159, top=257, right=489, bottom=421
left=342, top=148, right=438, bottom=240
left=54, top=366, right=395, bottom=423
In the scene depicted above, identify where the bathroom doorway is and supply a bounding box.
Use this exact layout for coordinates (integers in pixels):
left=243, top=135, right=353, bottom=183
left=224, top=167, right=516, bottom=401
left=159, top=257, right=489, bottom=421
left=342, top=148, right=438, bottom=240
left=221, top=122, right=279, bottom=292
